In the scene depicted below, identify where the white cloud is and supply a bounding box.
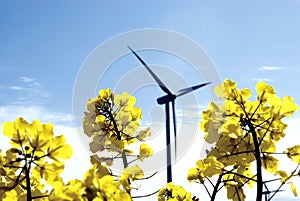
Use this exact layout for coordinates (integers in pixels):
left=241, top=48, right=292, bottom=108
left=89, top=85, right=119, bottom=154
left=258, top=66, right=283, bottom=71
left=178, top=103, right=210, bottom=124
left=0, top=105, right=73, bottom=126
left=251, top=78, right=274, bottom=82
left=21, top=76, right=35, bottom=83
left=7, top=76, right=50, bottom=105
left=10, top=86, right=25, bottom=90
left=21, top=76, right=41, bottom=87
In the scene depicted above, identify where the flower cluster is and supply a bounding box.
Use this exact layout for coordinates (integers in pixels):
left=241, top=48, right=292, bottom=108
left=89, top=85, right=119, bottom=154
left=188, top=79, right=300, bottom=201
left=83, top=89, right=153, bottom=166
left=0, top=117, right=72, bottom=200
left=82, top=89, right=154, bottom=199
left=158, top=182, right=197, bottom=201
left=48, top=159, right=143, bottom=201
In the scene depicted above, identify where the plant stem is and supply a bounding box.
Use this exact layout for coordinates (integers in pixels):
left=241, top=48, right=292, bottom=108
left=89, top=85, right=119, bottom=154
left=211, top=174, right=223, bottom=201
left=107, top=109, right=121, bottom=140
left=235, top=94, right=263, bottom=201
left=247, top=120, right=263, bottom=201
left=122, top=150, right=128, bottom=168
left=25, top=162, right=32, bottom=200
left=132, top=189, right=160, bottom=198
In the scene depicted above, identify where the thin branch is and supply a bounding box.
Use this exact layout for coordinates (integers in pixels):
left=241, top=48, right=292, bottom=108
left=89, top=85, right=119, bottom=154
left=258, top=118, right=274, bottom=145
left=136, top=172, right=158, bottom=180
left=268, top=164, right=300, bottom=200
left=223, top=170, right=257, bottom=182
left=202, top=182, right=212, bottom=198
left=32, top=195, right=49, bottom=199
left=211, top=173, right=223, bottom=201
left=131, top=189, right=160, bottom=198
left=206, top=177, right=215, bottom=188
left=261, top=152, right=288, bottom=155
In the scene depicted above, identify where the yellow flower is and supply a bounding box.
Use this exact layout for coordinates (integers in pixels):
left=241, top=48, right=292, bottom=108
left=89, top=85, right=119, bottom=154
left=287, top=145, right=300, bottom=164
left=120, top=165, right=144, bottom=193
left=275, top=170, right=288, bottom=182
left=201, top=102, right=225, bottom=144
left=89, top=135, right=106, bottom=153
left=139, top=143, right=153, bottom=160
left=226, top=183, right=246, bottom=201
left=99, top=88, right=112, bottom=101
left=256, top=81, right=276, bottom=102
left=3, top=117, right=28, bottom=146
left=158, top=182, right=193, bottom=201
left=108, top=138, right=127, bottom=152
left=3, top=190, right=17, bottom=201
left=262, top=155, right=279, bottom=173
left=131, top=107, right=142, bottom=121
left=48, top=135, right=73, bottom=161
left=114, top=92, right=136, bottom=109
left=136, top=127, right=151, bottom=141
left=202, top=156, right=224, bottom=177
left=122, top=165, right=144, bottom=179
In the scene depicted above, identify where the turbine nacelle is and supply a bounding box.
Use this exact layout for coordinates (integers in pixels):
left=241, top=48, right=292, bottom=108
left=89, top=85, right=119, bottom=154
left=157, top=94, right=176, bottom=105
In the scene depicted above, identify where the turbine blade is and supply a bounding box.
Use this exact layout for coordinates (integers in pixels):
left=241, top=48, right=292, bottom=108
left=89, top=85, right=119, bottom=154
left=172, top=100, right=177, bottom=160
left=176, top=82, right=211, bottom=97
left=128, top=46, right=172, bottom=95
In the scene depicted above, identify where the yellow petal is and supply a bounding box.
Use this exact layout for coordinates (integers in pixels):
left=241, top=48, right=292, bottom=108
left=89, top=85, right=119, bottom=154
left=241, top=88, right=251, bottom=99
left=3, top=190, right=18, bottom=201
left=122, top=165, right=144, bottom=179
left=2, top=121, right=15, bottom=137
left=99, top=88, right=111, bottom=100
left=139, top=143, right=153, bottom=160
left=291, top=182, right=298, bottom=196
left=215, top=84, right=226, bottom=98
left=262, top=155, right=279, bottom=172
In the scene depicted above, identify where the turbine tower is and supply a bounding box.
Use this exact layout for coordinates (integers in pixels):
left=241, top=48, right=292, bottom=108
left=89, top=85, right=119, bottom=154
left=128, top=46, right=210, bottom=182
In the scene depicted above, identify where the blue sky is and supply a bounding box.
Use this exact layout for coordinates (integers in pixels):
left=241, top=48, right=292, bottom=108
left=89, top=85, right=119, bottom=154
left=1, top=1, right=300, bottom=200
left=1, top=0, right=300, bottom=115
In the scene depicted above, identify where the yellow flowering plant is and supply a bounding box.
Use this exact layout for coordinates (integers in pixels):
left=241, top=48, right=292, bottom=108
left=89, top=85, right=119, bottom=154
left=0, top=117, right=72, bottom=201
left=187, top=79, right=300, bottom=201
left=83, top=89, right=153, bottom=167
left=2, top=81, right=299, bottom=201
left=83, top=88, right=155, bottom=199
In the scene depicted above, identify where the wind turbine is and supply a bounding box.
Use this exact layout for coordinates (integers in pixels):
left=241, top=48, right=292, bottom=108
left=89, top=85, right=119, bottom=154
left=128, top=46, right=211, bottom=182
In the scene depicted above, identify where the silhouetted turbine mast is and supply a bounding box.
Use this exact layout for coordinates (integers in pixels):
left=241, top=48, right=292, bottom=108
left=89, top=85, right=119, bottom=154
left=128, top=46, right=210, bottom=183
